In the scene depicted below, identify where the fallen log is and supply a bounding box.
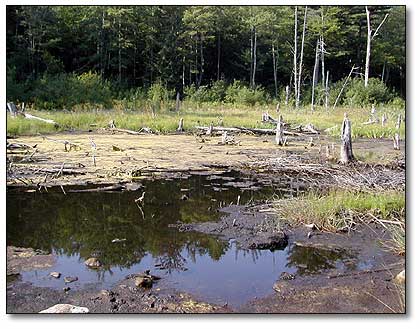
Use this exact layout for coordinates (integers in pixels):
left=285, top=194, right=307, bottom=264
left=42, top=135, right=80, bottom=151
left=7, top=102, right=59, bottom=126
left=195, top=126, right=301, bottom=136
left=109, top=128, right=144, bottom=135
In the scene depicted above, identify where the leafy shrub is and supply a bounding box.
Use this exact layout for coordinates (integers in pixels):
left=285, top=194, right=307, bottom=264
left=184, top=80, right=227, bottom=104
left=147, top=80, right=175, bottom=111
left=225, top=80, right=267, bottom=105
left=344, top=78, right=394, bottom=107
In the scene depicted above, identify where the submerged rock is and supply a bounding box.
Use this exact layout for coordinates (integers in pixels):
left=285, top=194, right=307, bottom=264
left=39, top=304, right=89, bottom=313
left=64, top=276, right=78, bottom=283
left=84, top=257, right=102, bottom=268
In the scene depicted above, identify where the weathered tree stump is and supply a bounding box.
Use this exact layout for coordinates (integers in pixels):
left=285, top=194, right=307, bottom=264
left=275, top=116, right=285, bottom=146
left=108, top=120, right=116, bottom=129
left=340, top=113, right=354, bottom=164
left=7, top=102, right=18, bottom=117
left=393, top=133, right=400, bottom=150
left=206, top=122, right=214, bottom=135
left=177, top=118, right=184, bottom=132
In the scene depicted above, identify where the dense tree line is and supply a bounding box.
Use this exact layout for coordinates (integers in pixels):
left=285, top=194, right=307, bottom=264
left=6, top=5, right=405, bottom=107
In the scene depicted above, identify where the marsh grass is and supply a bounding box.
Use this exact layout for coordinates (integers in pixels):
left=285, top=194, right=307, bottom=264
left=7, top=103, right=405, bottom=138
left=274, top=189, right=405, bottom=233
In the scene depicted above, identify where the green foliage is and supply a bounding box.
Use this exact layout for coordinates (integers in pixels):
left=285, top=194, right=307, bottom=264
left=225, top=80, right=268, bottom=105
left=184, top=80, right=227, bottom=104
left=344, top=78, right=395, bottom=107
left=147, top=80, right=175, bottom=111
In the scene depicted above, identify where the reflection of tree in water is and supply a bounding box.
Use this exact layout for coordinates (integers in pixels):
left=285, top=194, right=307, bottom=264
left=7, top=177, right=235, bottom=270
left=286, top=245, right=355, bottom=275
left=234, top=246, right=263, bottom=263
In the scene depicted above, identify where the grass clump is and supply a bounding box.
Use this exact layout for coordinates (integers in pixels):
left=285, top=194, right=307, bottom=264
left=274, top=189, right=405, bottom=233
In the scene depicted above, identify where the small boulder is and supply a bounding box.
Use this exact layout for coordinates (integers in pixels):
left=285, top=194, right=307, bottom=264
left=394, top=270, right=405, bottom=285
left=135, top=276, right=153, bottom=288
left=50, top=271, right=61, bottom=279
left=64, top=276, right=78, bottom=283
left=84, top=257, right=101, bottom=268
left=39, top=304, right=89, bottom=313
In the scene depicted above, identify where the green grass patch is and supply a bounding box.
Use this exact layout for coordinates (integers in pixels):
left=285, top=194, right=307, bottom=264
left=274, top=189, right=405, bottom=233
left=7, top=104, right=405, bottom=138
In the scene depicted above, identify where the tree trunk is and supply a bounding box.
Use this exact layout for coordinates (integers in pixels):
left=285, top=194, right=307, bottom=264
left=340, top=113, right=354, bottom=164
left=272, top=41, right=278, bottom=98
left=320, top=8, right=325, bottom=87
left=311, top=39, right=320, bottom=112
left=285, top=85, right=290, bottom=106
left=333, top=65, right=355, bottom=110
left=325, top=70, right=329, bottom=110
left=177, top=118, right=184, bottom=132
left=275, top=116, right=285, bottom=146
left=198, top=33, right=204, bottom=87
left=297, top=6, right=308, bottom=109
left=217, top=33, right=221, bottom=81
left=252, top=27, right=257, bottom=89
left=294, top=6, right=298, bottom=108
left=250, top=27, right=253, bottom=87
left=364, top=6, right=371, bottom=87
left=176, top=92, right=181, bottom=112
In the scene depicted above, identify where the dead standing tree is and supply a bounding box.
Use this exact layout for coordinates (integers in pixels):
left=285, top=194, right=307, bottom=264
left=365, top=7, right=389, bottom=87
left=340, top=113, right=355, bottom=164
left=296, top=6, right=308, bottom=109
left=275, top=116, right=286, bottom=146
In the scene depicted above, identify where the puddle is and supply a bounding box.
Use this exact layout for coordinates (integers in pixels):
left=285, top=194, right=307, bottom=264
left=6, top=174, right=367, bottom=307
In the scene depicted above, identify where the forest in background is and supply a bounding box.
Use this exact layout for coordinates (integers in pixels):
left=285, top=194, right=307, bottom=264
left=6, top=5, right=405, bottom=110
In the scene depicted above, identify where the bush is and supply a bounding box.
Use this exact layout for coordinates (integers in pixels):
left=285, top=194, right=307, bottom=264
left=225, top=80, right=267, bottom=106
left=184, top=80, right=227, bottom=104
left=25, top=72, right=113, bottom=110
left=344, top=78, right=395, bottom=107
left=147, top=80, right=175, bottom=111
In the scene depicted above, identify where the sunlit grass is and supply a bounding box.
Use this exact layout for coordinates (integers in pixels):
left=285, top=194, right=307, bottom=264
left=274, top=189, right=405, bottom=233
left=6, top=102, right=405, bottom=138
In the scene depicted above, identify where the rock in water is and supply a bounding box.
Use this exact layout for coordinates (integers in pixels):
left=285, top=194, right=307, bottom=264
left=64, top=276, right=78, bottom=283
left=84, top=257, right=101, bottom=268
left=39, top=304, right=89, bottom=313
left=394, top=270, right=405, bottom=285
left=135, top=276, right=153, bottom=288
left=50, top=271, right=61, bottom=278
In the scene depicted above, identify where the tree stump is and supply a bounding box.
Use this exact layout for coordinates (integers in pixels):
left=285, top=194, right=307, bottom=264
left=177, top=118, right=184, bottom=132
left=275, top=116, right=285, bottom=146
left=206, top=122, right=213, bottom=135
left=393, top=133, right=400, bottom=150
left=340, top=113, right=354, bottom=164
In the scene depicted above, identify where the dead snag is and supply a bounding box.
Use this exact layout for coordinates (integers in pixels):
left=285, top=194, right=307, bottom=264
left=206, top=122, right=214, bottom=136
left=340, top=113, right=355, bottom=164
left=89, top=137, right=97, bottom=167
left=396, top=114, right=402, bottom=130
left=381, top=113, right=387, bottom=126
left=176, top=92, right=181, bottom=112
left=177, top=118, right=184, bottom=132
left=275, top=116, right=285, bottom=146
left=7, top=102, right=19, bottom=117
left=393, top=133, right=400, bottom=150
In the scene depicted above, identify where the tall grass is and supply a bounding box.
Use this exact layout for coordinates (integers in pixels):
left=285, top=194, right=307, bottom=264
left=6, top=104, right=405, bottom=138
left=274, top=189, right=405, bottom=232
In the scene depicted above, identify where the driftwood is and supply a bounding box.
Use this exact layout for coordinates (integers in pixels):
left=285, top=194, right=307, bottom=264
left=7, top=102, right=59, bottom=126
left=109, top=128, right=144, bottom=135
left=196, top=125, right=300, bottom=136
left=340, top=113, right=355, bottom=164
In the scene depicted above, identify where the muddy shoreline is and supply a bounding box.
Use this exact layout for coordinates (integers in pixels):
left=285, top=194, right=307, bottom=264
left=6, top=132, right=405, bottom=313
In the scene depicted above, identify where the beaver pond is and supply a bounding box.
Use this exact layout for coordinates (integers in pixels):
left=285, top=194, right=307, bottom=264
left=7, top=173, right=377, bottom=308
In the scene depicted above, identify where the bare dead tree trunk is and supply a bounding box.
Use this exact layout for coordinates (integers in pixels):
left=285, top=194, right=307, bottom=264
left=198, top=33, right=204, bottom=87
left=275, top=115, right=285, bottom=146
left=250, top=27, right=254, bottom=88
left=333, top=65, right=356, bottom=110
left=176, top=92, right=181, bottom=112
left=285, top=85, right=290, bottom=106
left=320, top=8, right=325, bottom=87
left=311, top=39, right=320, bottom=112
left=252, top=27, right=257, bottom=89
left=340, top=113, right=354, bottom=164
left=272, top=41, right=278, bottom=98
left=393, top=133, right=400, bottom=150
left=365, top=7, right=389, bottom=87
left=297, top=6, right=308, bottom=109
left=325, top=70, right=329, bottom=110
left=396, top=114, right=402, bottom=129
left=294, top=6, right=298, bottom=108
left=217, top=32, right=221, bottom=81
left=177, top=118, right=184, bottom=132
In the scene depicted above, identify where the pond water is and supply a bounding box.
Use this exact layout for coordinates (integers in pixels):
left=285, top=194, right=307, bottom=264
left=7, top=173, right=361, bottom=307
